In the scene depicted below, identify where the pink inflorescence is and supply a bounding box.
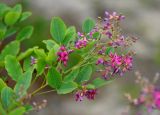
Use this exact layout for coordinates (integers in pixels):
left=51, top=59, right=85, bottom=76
left=125, top=72, right=160, bottom=113
left=153, top=89, right=160, bottom=110
left=75, top=89, right=97, bottom=101
left=105, top=11, right=125, bottom=21
left=101, top=11, right=125, bottom=39
left=75, top=36, right=88, bottom=49
left=110, top=53, right=133, bottom=75
left=108, top=35, right=126, bottom=47
left=57, top=46, right=69, bottom=66
left=96, top=53, right=133, bottom=78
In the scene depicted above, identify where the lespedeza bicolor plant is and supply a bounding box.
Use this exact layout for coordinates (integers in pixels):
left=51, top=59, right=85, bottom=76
left=0, top=3, right=137, bottom=114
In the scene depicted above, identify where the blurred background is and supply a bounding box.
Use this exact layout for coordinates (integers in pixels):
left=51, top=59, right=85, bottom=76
left=1, top=0, right=160, bottom=115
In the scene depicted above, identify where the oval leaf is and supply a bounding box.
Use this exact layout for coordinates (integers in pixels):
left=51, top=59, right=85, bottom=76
left=5, top=55, right=23, bottom=81
left=0, top=40, right=20, bottom=61
left=63, top=26, right=76, bottom=45
left=76, top=65, right=92, bottom=83
left=1, top=87, right=15, bottom=110
left=47, top=67, right=62, bottom=89
left=92, top=78, right=113, bottom=88
left=16, top=26, right=34, bottom=41
left=82, top=18, right=95, bottom=34
left=19, top=12, right=32, bottom=22
left=14, top=68, right=33, bottom=97
left=50, top=17, right=67, bottom=43
left=4, top=4, right=22, bottom=26
left=57, top=81, right=77, bottom=94
left=64, top=68, right=79, bottom=82
left=36, top=58, right=46, bottom=76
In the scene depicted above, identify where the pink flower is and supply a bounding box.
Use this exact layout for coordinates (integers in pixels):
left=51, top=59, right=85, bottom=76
left=96, top=58, right=104, bottom=65
left=77, top=32, right=84, bottom=37
left=153, top=90, right=160, bottom=109
left=109, top=53, right=122, bottom=67
left=75, top=37, right=88, bottom=49
left=75, top=89, right=97, bottom=101
left=106, top=31, right=112, bottom=38
left=105, top=11, right=125, bottom=21
left=75, top=91, right=84, bottom=101
left=123, top=55, right=133, bottom=71
left=57, top=46, right=69, bottom=66
left=85, top=89, right=97, bottom=100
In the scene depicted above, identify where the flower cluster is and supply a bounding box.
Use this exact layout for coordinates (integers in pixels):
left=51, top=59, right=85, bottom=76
left=125, top=72, right=160, bottom=113
left=105, top=11, right=125, bottom=21
left=57, top=46, right=69, bottom=66
left=94, top=11, right=136, bottom=81
left=96, top=53, right=133, bottom=79
left=153, top=89, right=160, bottom=109
left=0, top=2, right=139, bottom=113
left=102, top=11, right=125, bottom=39
left=75, top=32, right=88, bottom=49
left=74, top=87, right=97, bottom=101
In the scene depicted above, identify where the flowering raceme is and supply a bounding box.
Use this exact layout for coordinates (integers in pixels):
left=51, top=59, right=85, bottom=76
left=57, top=46, right=69, bottom=66
left=0, top=3, right=139, bottom=114
left=125, top=72, right=160, bottom=114
left=154, top=90, right=160, bottom=109
left=73, top=11, right=136, bottom=100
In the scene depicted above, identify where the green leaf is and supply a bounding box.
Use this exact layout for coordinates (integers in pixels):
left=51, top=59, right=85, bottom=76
left=4, top=27, right=17, bottom=38
left=82, top=18, right=95, bottom=34
left=43, top=40, right=60, bottom=52
left=0, top=102, right=7, bottom=115
left=64, top=68, right=79, bottom=82
left=86, top=84, right=95, bottom=89
left=23, top=57, right=31, bottom=72
left=46, top=48, right=57, bottom=64
left=8, top=107, right=25, bottom=115
left=63, top=26, right=76, bottom=45
left=47, top=67, right=62, bottom=89
left=19, top=12, right=32, bottom=22
left=50, top=17, right=67, bottom=43
left=5, top=55, right=23, bottom=81
left=14, top=68, right=33, bottom=97
left=17, top=47, right=35, bottom=61
left=0, top=40, right=20, bottom=61
left=92, top=32, right=100, bottom=39
left=105, top=47, right=114, bottom=55
left=0, top=23, right=7, bottom=40
left=57, top=81, right=77, bottom=94
left=34, top=49, right=46, bottom=59
left=1, top=87, right=15, bottom=110
left=0, top=78, right=7, bottom=93
left=76, top=65, right=92, bottom=83
left=92, top=78, right=113, bottom=88
left=0, top=3, right=10, bottom=17
left=36, top=58, right=46, bottom=76
left=16, top=26, right=34, bottom=41
left=65, top=53, right=82, bottom=70
left=4, top=4, right=22, bottom=26
left=83, top=40, right=96, bottom=53
left=23, top=104, right=33, bottom=112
